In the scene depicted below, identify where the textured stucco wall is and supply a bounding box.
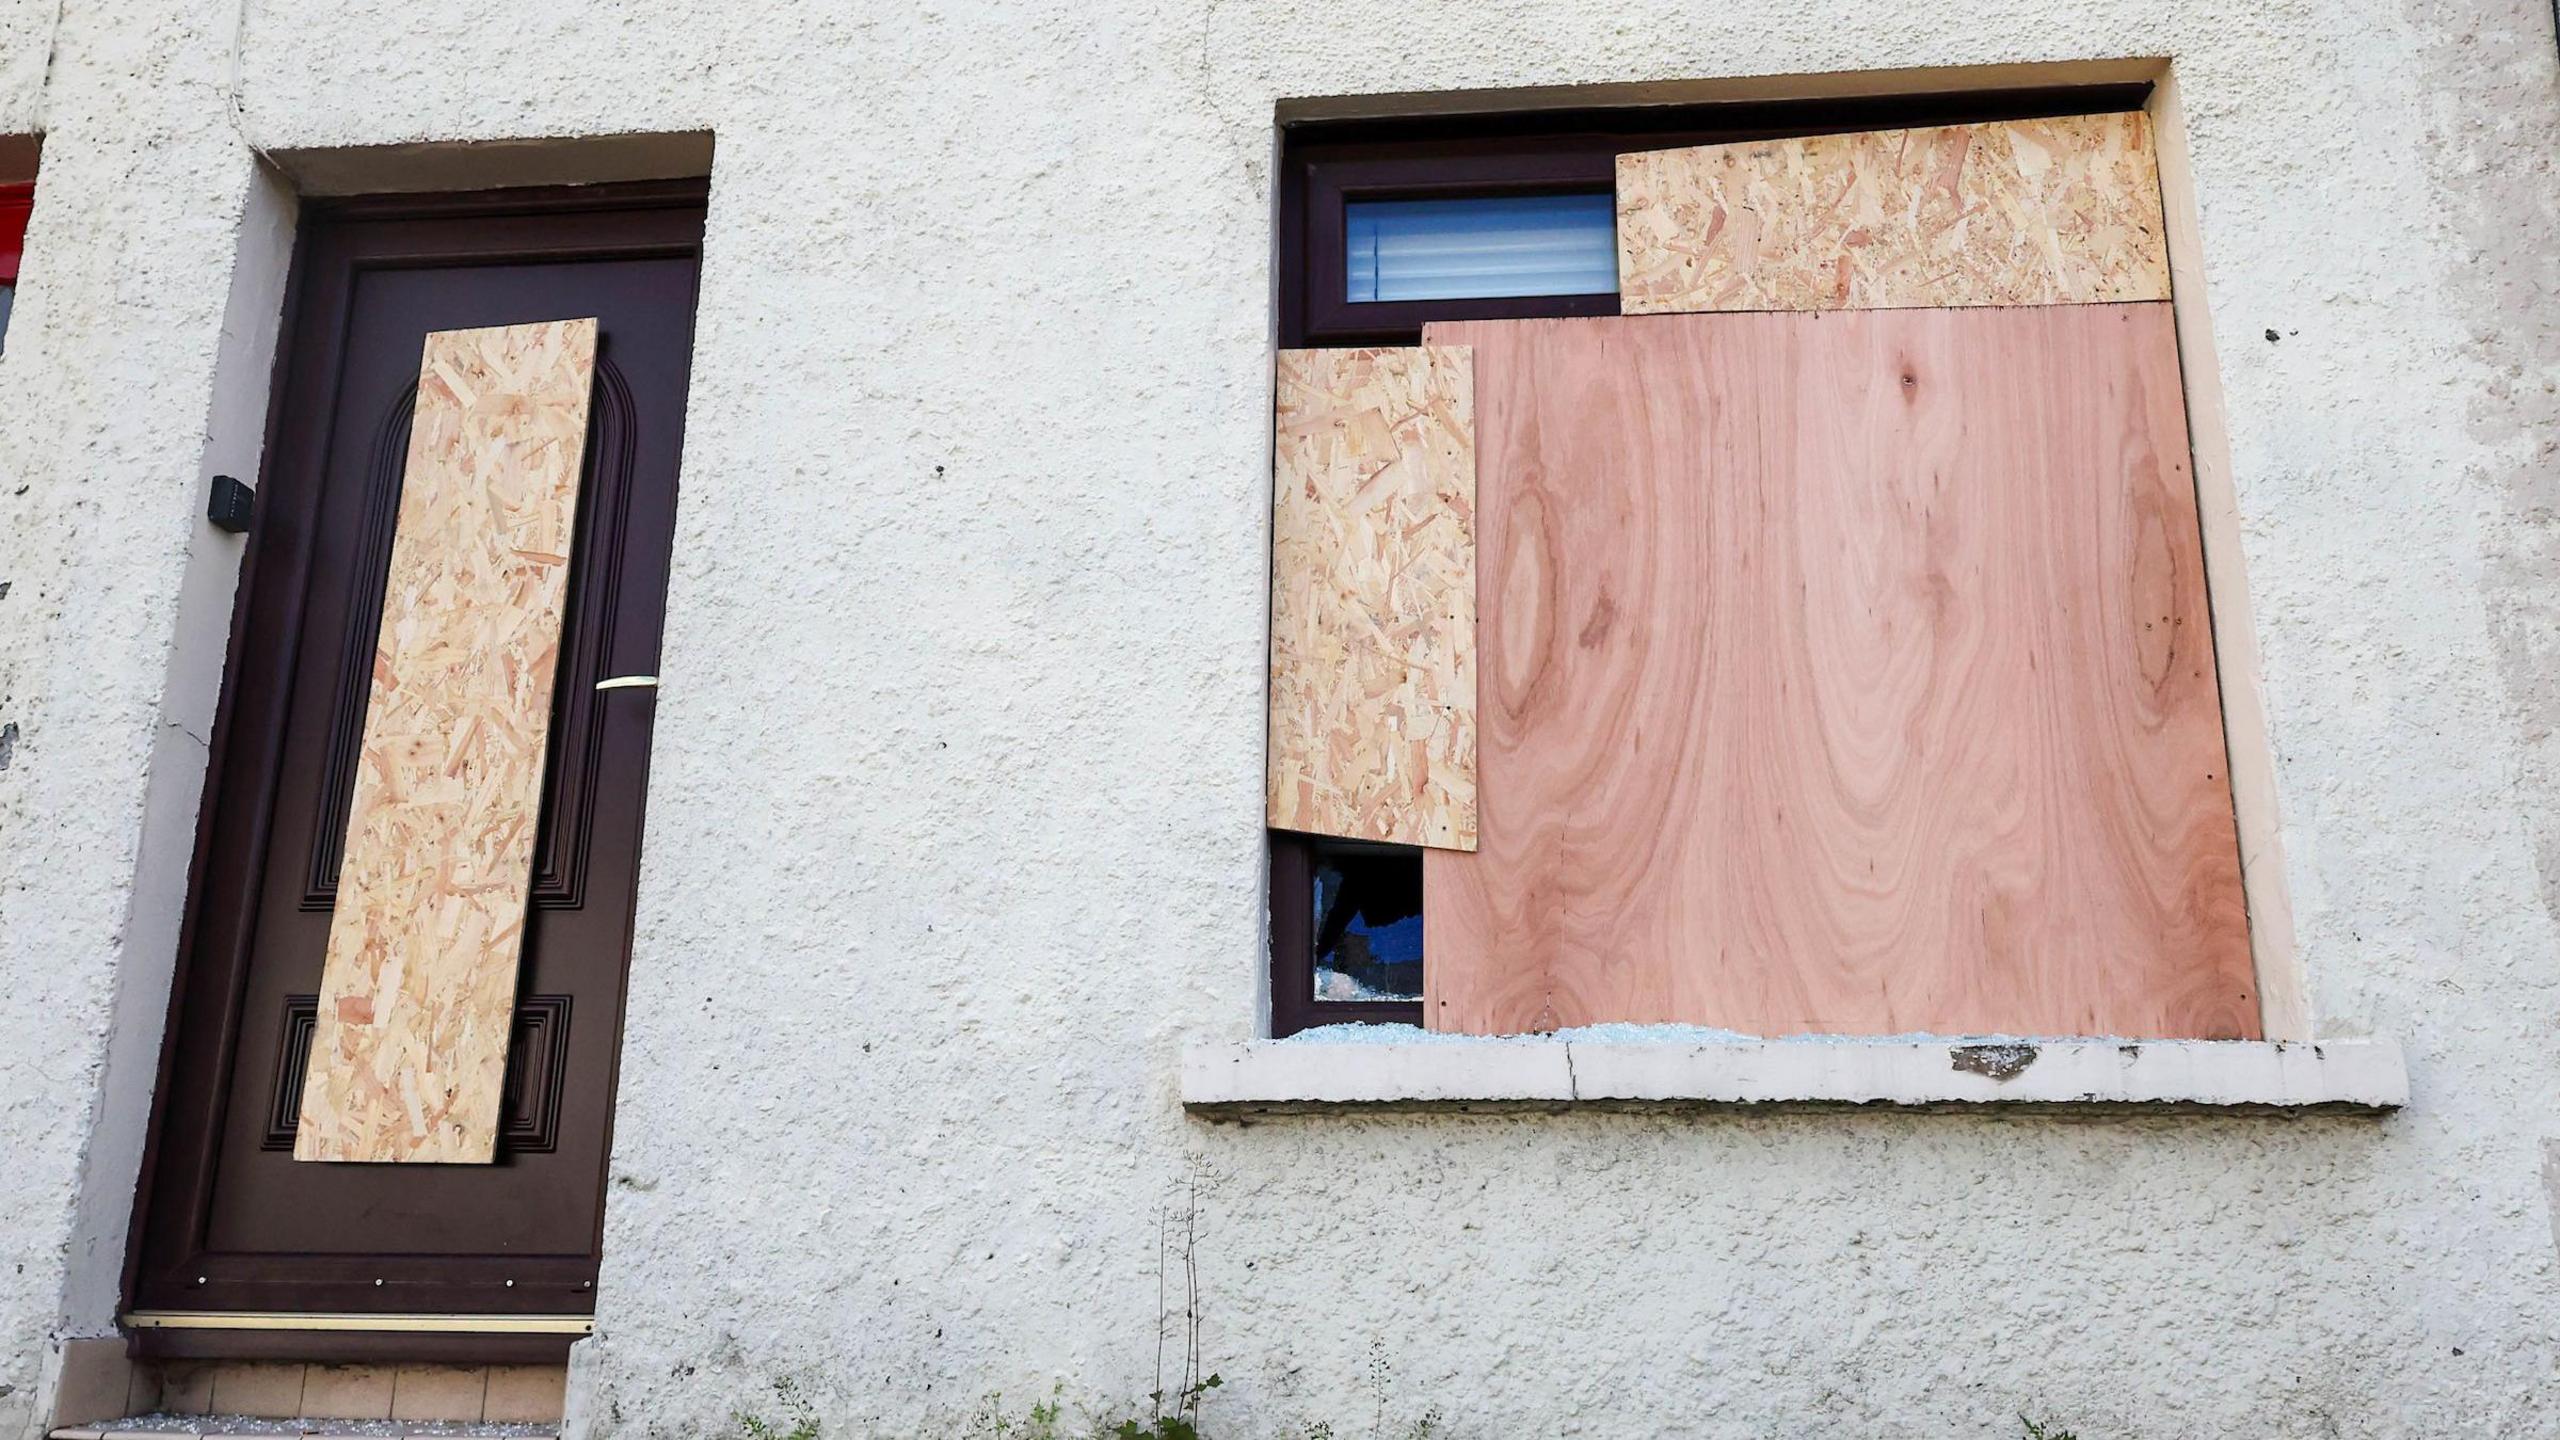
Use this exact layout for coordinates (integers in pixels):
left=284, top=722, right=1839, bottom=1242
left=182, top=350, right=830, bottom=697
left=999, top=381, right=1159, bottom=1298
left=0, top=0, right=273, bottom=1434
left=0, top=0, right=46, bottom=140
left=2, top=0, right=2556, bottom=1435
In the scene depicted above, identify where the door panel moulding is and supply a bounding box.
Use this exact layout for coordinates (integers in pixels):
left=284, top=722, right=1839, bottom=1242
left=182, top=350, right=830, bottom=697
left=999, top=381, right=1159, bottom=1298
left=297, top=319, right=599, bottom=1164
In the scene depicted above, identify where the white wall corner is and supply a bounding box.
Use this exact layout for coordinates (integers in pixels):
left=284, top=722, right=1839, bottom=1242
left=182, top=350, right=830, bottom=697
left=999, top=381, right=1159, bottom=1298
left=54, top=160, right=299, bottom=1339
left=559, top=1332, right=606, bottom=1440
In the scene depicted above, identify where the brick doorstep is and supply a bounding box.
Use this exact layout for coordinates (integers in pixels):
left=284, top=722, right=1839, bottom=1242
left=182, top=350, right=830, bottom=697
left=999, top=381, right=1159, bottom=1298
left=52, top=1417, right=559, bottom=1439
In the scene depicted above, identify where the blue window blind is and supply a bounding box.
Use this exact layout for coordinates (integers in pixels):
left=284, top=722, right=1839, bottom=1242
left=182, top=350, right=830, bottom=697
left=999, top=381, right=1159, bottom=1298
left=1344, top=192, right=1619, bottom=304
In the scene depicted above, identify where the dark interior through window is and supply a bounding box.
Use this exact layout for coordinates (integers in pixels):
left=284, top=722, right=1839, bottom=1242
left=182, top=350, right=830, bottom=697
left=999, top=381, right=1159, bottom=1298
left=1266, top=79, right=2155, bottom=1035
left=1311, top=841, right=1424, bottom=1002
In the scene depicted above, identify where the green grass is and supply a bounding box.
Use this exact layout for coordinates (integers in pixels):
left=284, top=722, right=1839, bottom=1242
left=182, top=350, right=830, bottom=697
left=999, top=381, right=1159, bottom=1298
left=733, top=1378, right=821, bottom=1440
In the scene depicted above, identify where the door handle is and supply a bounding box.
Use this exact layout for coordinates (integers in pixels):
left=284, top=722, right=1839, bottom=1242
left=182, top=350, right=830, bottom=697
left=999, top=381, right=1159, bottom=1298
left=593, top=675, right=659, bottom=692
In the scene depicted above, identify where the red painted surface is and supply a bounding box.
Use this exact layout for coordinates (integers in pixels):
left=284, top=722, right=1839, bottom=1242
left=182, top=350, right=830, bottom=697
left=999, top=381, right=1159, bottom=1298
left=0, top=181, right=31, bottom=285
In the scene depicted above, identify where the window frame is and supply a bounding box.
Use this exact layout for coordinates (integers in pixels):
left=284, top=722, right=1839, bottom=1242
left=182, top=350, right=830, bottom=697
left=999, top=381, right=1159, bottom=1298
left=0, top=180, right=27, bottom=285
left=1, top=180, right=31, bottom=347
left=1268, top=835, right=1421, bottom=1037
left=1276, top=84, right=2156, bottom=349
left=1286, top=141, right=1624, bottom=349
left=1268, top=81, right=2157, bottom=1036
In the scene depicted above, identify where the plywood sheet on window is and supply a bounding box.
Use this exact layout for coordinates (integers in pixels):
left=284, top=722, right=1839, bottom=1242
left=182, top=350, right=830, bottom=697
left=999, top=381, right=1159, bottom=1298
left=1267, top=346, right=1478, bottom=851
left=1616, top=111, right=2171, bottom=315
left=296, top=318, right=599, bottom=1163
left=1423, top=304, right=2256, bottom=1039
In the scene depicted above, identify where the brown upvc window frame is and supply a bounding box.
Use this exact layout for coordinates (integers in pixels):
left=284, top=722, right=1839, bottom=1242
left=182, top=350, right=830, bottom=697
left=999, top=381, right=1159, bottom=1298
left=0, top=180, right=31, bottom=349
left=1267, top=80, right=2156, bottom=1036
left=0, top=181, right=27, bottom=279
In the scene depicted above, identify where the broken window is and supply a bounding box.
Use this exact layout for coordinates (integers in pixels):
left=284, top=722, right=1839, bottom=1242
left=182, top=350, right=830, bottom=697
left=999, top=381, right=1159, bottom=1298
left=1310, top=843, right=1423, bottom=1002
left=1266, top=81, right=2235, bottom=1039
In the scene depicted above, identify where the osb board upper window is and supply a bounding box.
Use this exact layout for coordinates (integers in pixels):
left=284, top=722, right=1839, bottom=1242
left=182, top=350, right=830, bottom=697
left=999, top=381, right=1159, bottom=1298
left=1616, top=111, right=2171, bottom=315
left=1422, top=305, right=2256, bottom=1040
left=1268, top=346, right=1478, bottom=851
left=297, top=318, right=599, bottom=1164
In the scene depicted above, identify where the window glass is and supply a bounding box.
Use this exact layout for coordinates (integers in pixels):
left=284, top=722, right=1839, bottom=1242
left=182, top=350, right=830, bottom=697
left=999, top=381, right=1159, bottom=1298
left=0, top=285, right=13, bottom=352
left=1345, top=192, right=1618, bottom=304
left=1311, top=844, right=1424, bottom=1001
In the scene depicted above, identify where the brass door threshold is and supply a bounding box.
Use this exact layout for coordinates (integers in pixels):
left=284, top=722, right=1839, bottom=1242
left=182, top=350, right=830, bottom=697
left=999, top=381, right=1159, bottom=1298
left=124, top=1311, right=593, bottom=1335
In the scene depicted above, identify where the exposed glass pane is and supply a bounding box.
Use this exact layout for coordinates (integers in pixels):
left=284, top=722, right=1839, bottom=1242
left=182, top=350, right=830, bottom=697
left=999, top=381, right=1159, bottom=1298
left=1345, top=192, right=1618, bottom=303
left=0, top=284, right=13, bottom=354
left=1312, top=844, right=1423, bottom=1001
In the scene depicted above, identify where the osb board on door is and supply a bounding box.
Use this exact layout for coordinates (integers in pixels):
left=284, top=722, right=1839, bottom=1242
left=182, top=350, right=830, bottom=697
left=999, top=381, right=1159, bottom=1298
left=296, top=317, right=599, bottom=1163
left=1423, top=304, right=2257, bottom=1039
left=1267, top=345, right=1478, bottom=850
left=1616, top=111, right=2171, bottom=315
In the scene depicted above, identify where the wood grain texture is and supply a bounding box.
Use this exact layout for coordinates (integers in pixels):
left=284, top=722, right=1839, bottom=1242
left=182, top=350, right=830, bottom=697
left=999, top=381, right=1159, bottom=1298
left=1267, top=346, right=1478, bottom=850
left=297, top=318, right=598, bottom=1163
left=1423, top=304, right=2256, bottom=1039
left=1617, top=111, right=2171, bottom=315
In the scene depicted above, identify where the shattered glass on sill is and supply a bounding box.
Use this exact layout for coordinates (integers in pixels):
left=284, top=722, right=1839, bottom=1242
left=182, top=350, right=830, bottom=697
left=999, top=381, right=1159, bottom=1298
left=1312, top=842, right=1423, bottom=1001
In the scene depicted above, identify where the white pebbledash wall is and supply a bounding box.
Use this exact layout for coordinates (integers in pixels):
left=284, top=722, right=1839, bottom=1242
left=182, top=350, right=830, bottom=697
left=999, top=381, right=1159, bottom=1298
left=0, top=0, right=2555, bottom=1433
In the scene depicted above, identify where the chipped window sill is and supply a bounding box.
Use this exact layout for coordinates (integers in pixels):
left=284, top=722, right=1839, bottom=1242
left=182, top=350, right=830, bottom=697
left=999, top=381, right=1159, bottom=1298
left=1180, top=1031, right=2407, bottom=1116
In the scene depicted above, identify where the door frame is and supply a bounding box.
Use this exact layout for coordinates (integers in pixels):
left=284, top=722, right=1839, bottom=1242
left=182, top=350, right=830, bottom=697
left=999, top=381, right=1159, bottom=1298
left=121, top=179, right=708, bottom=1362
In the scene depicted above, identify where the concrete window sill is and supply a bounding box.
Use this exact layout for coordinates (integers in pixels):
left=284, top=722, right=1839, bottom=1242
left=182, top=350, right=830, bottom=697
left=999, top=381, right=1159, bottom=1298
left=1181, top=1033, right=2407, bottom=1116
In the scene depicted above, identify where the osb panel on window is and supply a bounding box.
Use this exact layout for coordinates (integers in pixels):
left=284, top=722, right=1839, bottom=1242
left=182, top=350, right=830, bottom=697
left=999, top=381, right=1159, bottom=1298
left=1423, top=305, right=2256, bottom=1039
left=297, top=318, right=599, bottom=1163
left=1617, top=111, right=2171, bottom=315
left=1267, top=346, right=1478, bottom=851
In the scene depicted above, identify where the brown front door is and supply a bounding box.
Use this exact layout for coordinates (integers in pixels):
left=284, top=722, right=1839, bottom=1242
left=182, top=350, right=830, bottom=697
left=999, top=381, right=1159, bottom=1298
left=127, top=183, right=705, bottom=1344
